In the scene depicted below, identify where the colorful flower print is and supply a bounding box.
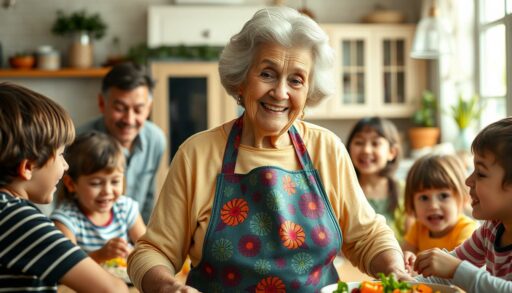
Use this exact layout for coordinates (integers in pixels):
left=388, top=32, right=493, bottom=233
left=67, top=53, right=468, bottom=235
left=279, top=220, right=305, bottom=249
left=255, top=276, right=286, bottom=293
left=282, top=175, right=296, bottom=195
left=201, top=262, right=215, bottom=279
left=252, top=190, right=263, bottom=203
left=223, top=185, right=235, bottom=198
left=249, top=173, right=258, bottom=186
left=261, top=169, right=277, bottom=186
left=274, top=257, right=286, bottom=268
left=324, top=248, right=338, bottom=266
left=221, top=198, right=249, bottom=226
left=311, top=225, right=331, bottom=247
left=208, top=282, right=223, bottom=293
left=287, top=203, right=296, bottom=215
left=222, top=266, right=241, bottom=287
left=305, top=265, right=322, bottom=286
left=265, top=190, right=286, bottom=211
left=290, top=279, right=301, bottom=290
left=249, top=212, right=272, bottom=236
left=254, top=259, right=272, bottom=275
left=238, top=235, right=261, bottom=257
left=291, top=252, right=314, bottom=274
left=211, top=239, right=233, bottom=261
left=291, top=132, right=307, bottom=156
left=299, top=193, right=325, bottom=219
left=294, top=174, right=308, bottom=191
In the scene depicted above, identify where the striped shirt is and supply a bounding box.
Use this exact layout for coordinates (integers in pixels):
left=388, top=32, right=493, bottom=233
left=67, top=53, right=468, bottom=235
left=50, top=196, right=139, bottom=253
left=0, top=192, right=87, bottom=293
left=455, top=220, right=512, bottom=280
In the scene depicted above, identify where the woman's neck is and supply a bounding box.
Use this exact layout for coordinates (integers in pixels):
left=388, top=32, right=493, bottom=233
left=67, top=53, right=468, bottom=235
left=239, top=117, right=292, bottom=148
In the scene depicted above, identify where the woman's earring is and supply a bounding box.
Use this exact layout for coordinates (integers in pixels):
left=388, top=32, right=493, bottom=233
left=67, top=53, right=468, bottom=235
left=300, top=109, right=305, bottom=120
left=237, top=95, right=243, bottom=106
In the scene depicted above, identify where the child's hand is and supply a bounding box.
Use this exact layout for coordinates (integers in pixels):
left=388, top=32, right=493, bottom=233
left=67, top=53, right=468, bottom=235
left=403, top=250, right=417, bottom=275
left=414, top=248, right=462, bottom=279
left=98, top=237, right=130, bottom=261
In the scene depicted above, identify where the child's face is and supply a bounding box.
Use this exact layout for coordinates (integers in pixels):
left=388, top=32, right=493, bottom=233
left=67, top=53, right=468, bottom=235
left=413, top=188, right=460, bottom=238
left=71, top=169, right=124, bottom=215
left=466, top=151, right=512, bottom=221
left=348, top=129, right=396, bottom=176
left=28, top=146, right=68, bottom=204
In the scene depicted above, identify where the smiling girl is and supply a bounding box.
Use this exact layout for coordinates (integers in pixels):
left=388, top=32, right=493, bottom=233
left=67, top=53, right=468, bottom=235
left=402, top=154, right=477, bottom=253
left=51, top=131, right=146, bottom=264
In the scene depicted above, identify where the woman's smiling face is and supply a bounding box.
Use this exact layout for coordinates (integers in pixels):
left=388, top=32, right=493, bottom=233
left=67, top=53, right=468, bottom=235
left=239, top=42, right=312, bottom=146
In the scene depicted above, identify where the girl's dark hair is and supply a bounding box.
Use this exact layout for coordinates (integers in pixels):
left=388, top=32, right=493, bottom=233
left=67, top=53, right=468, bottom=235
left=346, top=116, right=402, bottom=213
left=404, top=154, right=468, bottom=215
left=57, top=131, right=125, bottom=203
left=471, top=117, right=512, bottom=188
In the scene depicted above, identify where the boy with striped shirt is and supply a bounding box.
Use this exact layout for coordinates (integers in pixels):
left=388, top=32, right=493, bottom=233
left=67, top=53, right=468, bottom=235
left=410, top=117, right=512, bottom=292
left=0, top=83, right=128, bottom=292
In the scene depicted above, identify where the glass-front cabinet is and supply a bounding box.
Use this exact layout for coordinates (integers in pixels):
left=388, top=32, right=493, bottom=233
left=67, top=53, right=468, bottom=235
left=306, top=24, right=426, bottom=119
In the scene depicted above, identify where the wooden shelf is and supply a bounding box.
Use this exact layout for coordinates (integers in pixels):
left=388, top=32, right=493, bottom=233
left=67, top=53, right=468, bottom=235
left=0, top=67, right=110, bottom=78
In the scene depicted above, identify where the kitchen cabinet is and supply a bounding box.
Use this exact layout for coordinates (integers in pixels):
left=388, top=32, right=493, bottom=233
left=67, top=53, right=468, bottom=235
left=306, top=24, right=426, bottom=119
left=150, top=61, right=240, bottom=189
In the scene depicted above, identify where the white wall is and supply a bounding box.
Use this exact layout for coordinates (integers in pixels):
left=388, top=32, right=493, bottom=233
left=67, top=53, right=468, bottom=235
left=0, top=0, right=421, bottom=128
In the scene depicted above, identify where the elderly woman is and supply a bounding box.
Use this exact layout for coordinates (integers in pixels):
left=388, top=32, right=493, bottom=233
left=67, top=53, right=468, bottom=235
left=128, top=6, right=408, bottom=292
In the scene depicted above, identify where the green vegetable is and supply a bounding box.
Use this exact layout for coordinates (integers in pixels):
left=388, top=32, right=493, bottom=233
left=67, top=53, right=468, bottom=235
left=377, top=273, right=411, bottom=293
left=332, top=281, right=349, bottom=293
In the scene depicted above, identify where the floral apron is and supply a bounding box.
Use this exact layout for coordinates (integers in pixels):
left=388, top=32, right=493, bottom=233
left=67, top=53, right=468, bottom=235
left=187, top=116, right=342, bottom=292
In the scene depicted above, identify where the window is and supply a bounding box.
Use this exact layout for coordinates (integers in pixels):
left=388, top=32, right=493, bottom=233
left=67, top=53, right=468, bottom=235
left=477, top=0, right=511, bottom=127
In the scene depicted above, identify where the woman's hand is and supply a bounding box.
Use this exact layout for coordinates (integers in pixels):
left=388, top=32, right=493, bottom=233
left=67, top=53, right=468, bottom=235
left=92, top=237, right=131, bottom=262
left=414, top=248, right=461, bottom=279
left=369, top=249, right=414, bottom=282
left=403, top=250, right=416, bottom=275
left=141, top=265, right=201, bottom=293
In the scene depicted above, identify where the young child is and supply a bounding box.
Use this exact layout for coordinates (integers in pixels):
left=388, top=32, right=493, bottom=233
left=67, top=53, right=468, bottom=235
left=411, top=117, right=512, bottom=292
left=403, top=154, right=477, bottom=254
left=0, top=82, right=128, bottom=292
left=51, top=131, right=146, bottom=265
left=347, top=116, right=406, bottom=238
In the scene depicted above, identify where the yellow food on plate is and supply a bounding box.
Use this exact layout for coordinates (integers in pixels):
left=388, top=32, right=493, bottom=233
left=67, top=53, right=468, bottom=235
left=103, top=257, right=127, bottom=268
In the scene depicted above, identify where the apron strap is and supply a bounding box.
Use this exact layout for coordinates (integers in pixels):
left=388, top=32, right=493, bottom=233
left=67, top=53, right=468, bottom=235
left=221, top=114, right=314, bottom=174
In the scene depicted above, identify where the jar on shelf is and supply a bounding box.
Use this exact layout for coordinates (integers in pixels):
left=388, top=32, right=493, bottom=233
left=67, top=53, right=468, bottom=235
left=36, top=46, right=60, bottom=70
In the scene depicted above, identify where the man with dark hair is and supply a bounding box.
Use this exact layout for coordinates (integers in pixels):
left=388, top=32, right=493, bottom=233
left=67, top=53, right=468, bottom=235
left=78, top=62, right=166, bottom=223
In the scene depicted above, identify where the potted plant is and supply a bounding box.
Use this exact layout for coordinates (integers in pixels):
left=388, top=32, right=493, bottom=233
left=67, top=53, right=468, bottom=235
left=408, top=90, right=440, bottom=149
left=449, top=94, right=482, bottom=151
left=51, top=10, right=107, bottom=68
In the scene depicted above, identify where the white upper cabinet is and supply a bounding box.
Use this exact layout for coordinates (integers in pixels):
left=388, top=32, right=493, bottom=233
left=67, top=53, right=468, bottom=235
left=148, top=5, right=265, bottom=47
left=306, top=24, right=426, bottom=119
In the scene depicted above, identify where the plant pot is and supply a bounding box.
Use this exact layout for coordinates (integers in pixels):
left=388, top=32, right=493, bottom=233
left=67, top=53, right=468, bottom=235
left=408, top=127, right=440, bottom=149
left=68, top=31, right=93, bottom=68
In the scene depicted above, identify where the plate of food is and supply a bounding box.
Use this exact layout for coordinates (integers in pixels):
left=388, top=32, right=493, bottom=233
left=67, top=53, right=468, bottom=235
left=321, top=274, right=462, bottom=293
left=102, top=257, right=131, bottom=284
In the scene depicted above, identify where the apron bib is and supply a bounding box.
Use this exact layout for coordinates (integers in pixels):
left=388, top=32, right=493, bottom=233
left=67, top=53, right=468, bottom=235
left=187, top=116, right=342, bottom=292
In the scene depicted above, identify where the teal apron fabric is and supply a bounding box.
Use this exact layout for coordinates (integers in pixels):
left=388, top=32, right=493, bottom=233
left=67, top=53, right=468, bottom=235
left=187, top=116, right=342, bottom=292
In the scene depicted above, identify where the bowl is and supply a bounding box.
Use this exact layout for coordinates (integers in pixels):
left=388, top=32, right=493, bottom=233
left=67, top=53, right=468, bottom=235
left=9, top=55, right=35, bottom=69
left=321, top=281, right=462, bottom=293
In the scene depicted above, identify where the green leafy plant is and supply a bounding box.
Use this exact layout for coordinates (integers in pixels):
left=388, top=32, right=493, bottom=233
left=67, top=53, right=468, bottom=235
left=51, top=10, right=107, bottom=40
left=449, top=94, right=482, bottom=130
left=127, top=43, right=223, bottom=65
left=412, top=90, right=437, bottom=127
